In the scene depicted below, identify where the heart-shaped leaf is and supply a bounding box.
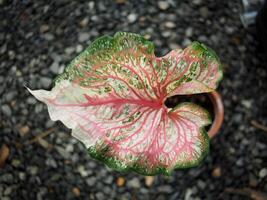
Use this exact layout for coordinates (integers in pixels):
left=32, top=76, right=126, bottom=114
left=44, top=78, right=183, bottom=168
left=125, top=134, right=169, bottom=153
left=29, top=32, right=222, bottom=175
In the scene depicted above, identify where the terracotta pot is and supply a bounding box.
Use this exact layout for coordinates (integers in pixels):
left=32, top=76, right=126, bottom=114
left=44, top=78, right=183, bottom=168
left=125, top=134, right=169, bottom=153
left=207, top=91, right=224, bottom=138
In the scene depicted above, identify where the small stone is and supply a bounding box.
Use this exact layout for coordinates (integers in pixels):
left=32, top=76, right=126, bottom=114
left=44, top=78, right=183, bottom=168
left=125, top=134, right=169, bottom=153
left=193, top=0, right=202, bottom=5
left=199, top=7, right=209, bottom=18
left=182, top=38, right=192, bottom=47
left=77, top=165, right=89, bottom=177
left=158, top=1, right=169, bottom=10
left=185, top=27, right=193, bottom=37
left=95, top=192, right=105, bottom=200
left=185, top=188, right=193, bottom=200
left=49, top=61, right=60, bottom=74
left=103, top=176, right=113, bottom=184
left=2, top=105, right=12, bottom=116
left=158, top=185, right=173, bottom=193
left=127, top=177, right=141, bottom=189
left=259, top=168, right=267, bottom=178
left=127, top=13, right=138, bottom=23
left=164, top=21, right=176, bottom=28
left=65, top=47, right=75, bottom=55
left=46, top=158, right=57, bottom=168
left=40, top=24, right=49, bottom=33
left=0, top=173, right=13, bottom=183
left=19, top=172, right=26, bottom=180
left=169, top=43, right=180, bottom=49
left=241, top=99, right=252, bottom=109
left=56, top=146, right=71, bottom=159
left=145, top=176, right=154, bottom=187
left=116, top=177, right=125, bottom=187
left=27, top=166, right=38, bottom=175
left=4, top=187, right=12, bottom=196
left=197, top=180, right=206, bottom=189
left=72, top=187, right=80, bottom=197
left=76, top=44, right=83, bottom=53
left=161, top=31, right=172, bottom=38
left=43, top=33, right=54, bottom=41
left=40, top=77, right=52, bottom=88
left=226, top=26, right=235, bottom=34
left=78, top=32, right=90, bottom=42
left=212, top=166, right=221, bottom=178
left=11, top=159, right=20, bottom=167
left=86, top=176, right=97, bottom=186
left=79, top=17, right=89, bottom=27
left=0, top=144, right=9, bottom=167
left=18, top=125, right=29, bottom=137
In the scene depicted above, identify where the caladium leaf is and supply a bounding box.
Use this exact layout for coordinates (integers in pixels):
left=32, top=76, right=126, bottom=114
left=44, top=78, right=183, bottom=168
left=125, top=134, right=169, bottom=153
left=29, top=32, right=222, bottom=175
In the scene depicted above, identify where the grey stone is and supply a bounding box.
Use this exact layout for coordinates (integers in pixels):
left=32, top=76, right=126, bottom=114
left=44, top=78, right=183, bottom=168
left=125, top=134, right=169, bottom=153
left=77, top=165, right=89, bottom=177
left=27, top=166, right=39, bottom=175
left=79, top=17, right=89, bottom=27
left=19, top=172, right=26, bottom=181
left=158, top=185, right=173, bottom=193
left=40, top=77, right=52, bottom=88
left=4, top=187, right=12, bottom=196
left=86, top=176, right=97, bottom=186
left=0, top=173, right=13, bottom=183
left=259, top=168, right=267, bottom=178
left=127, top=177, right=141, bottom=188
left=46, top=158, right=57, bottom=168
left=199, top=7, right=209, bottom=18
left=127, top=13, right=138, bottom=23
left=55, top=146, right=71, bottom=159
left=185, top=27, right=193, bottom=37
left=78, top=32, right=90, bottom=42
left=49, top=61, right=60, bottom=74
left=95, top=192, right=105, bottom=200
left=158, top=1, right=169, bottom=10
left=1, top=104, right=12, bottom=116
left=103, top=176, right=113, bottom=184
left=197, top=180, right=206, bottom=189
left=164, top=21, right=176, bottom=28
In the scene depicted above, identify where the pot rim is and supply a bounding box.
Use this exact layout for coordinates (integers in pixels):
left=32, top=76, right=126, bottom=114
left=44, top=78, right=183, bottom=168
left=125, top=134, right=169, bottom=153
left=207, top=91, right=224, bottom=138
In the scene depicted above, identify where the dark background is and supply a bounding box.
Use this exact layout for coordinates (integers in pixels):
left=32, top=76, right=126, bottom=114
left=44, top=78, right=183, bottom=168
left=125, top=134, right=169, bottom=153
left=1, top=0, right=267, bottom=199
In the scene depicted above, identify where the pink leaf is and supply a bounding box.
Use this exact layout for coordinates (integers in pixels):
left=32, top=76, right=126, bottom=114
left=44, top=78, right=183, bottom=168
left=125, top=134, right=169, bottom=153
left=29, top=32, right=222, bottom=175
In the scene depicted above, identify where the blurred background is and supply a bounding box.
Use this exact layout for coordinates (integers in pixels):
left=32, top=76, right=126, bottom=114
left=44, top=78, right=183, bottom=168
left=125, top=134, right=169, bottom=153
left=1, top=0, right=267, bottom=199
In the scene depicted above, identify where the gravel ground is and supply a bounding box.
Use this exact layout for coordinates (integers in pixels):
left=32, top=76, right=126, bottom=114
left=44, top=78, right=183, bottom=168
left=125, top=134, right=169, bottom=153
left=1, top=0, right=267, bottom=199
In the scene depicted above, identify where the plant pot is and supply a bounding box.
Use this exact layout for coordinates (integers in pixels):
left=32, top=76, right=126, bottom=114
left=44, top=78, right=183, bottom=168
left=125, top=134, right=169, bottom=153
left=206, top=91, right=224, bottom=138
left=164, top=91, right=224, bottom=138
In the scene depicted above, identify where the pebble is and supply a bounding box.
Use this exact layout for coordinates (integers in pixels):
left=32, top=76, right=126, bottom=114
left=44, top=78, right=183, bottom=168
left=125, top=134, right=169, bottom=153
left=40, top=77, right=52, bottom=88
left=212, top=166, right=222, bottom=178
left=86, top=176, right=97, bottom=186
left=127, top=177, right=141, bottom=189
left=0, top=173, right=13, bottom=183
left=158, top=1, right=170, bottom=10
left=259, top=168, right=267, bottom=178
left=49, top=61, right=60, bottom=74
left=27, top=166, right=39, bottom=175
left=116, top=177, right=125, bottom=187
left=185, top=27, right=193, bottom=37
left=40, top=24, right=50, bottom=33
left=1, top=105, right=12, bottom=117
left=79, top=17, right=89, bottom=27
left=199, top=7, right=209, bottom=18
left=78, top=33, right=90, bottom=42
left=158, top=185, right=173, bottom=193
left=164, top=21, right=176, bottom=28
left=77, top=165, right=89, bottom=177
left=18, top=125, right=30, bottom=137
left=127, top=13, right=138, bottom=23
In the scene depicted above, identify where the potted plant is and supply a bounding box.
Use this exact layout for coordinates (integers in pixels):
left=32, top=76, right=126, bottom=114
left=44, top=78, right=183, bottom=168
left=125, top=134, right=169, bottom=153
left=28, top=32, right=223, bottom=175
